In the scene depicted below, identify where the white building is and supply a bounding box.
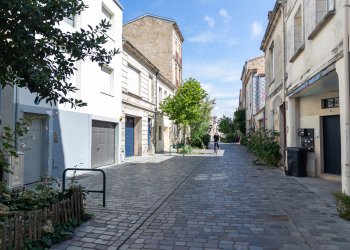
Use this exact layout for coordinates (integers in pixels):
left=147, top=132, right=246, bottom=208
left=282, top=0, right=350, bottom=193
left=1, top=0, right=123, bottom=185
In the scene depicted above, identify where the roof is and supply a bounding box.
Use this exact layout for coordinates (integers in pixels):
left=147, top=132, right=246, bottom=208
left=260, top=2, right=282, bottom=51
left=112, top=0, right=123, bottom=10
left=124, top=14, right=184, bottom=42
left=240, top=56, right=265, bottom=84
left=122, top=39, right=159, bottom=74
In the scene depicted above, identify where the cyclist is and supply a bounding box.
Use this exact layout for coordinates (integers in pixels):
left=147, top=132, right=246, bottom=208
left=213, top=133, right=220, bottom=153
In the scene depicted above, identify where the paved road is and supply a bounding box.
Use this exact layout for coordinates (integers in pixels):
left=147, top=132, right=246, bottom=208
left=52, top=144, right=350, bottom=250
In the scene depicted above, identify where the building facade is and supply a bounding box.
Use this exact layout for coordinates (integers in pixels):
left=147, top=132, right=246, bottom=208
left=261, top=2, right=287, bottom=165
left=240, top=56, right=266, bottom=133
left=260, top=0, right=350, bottom=194
left=123, top=14, right=184, bottom=88
left=284, top=0, right=346, bottom=183
left=1, top=0, right=123, bottom=185
left=121, top=40, right=175, bottom=158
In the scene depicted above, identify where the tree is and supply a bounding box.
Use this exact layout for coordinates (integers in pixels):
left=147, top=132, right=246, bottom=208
left=218, top=115, right=234, bottom=135
left=233, top=109, right=246, bottom=135
left=0, top=0, right=119, bottom=107
left=189, top=97, right=214, bottom=148
left=160, top=78, right=208, bottom=144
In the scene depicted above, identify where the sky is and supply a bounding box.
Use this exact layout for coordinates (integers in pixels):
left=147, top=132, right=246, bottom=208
left=119, top=0, right=276, bottom=118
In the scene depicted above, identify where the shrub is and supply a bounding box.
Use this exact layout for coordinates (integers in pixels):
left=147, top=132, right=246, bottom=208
left=334, top=192, right=350, bottom=220
left=245, top=129, right=281, bottom=167
left=179, top=145, right=193, bottom=154
left=201, top=134, right=211, bottom=148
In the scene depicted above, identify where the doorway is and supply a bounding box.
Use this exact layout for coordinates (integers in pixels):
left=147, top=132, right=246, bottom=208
left=323, top=115, right=341, bottom=175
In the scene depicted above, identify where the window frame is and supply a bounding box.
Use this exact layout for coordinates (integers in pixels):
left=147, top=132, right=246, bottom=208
left=100, top=65, right=114, bottom=96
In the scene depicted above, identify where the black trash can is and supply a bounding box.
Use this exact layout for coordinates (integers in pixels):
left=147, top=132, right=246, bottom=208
left=285, top=147, right=307, bottom=177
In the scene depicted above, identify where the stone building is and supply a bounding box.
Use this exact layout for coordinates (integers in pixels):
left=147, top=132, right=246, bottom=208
left=261, top=2, right=287, bottom=164
left=284, top=0, right=345, bottom=183
left=123, top=14, right=184, bottom=150
left=262, top=0, right=350, bottom=194
left=121, top=40, right=176, bottom=158
left=240, top=56, right=266, bottom=133
left=123, top=14, right=184, bottom=88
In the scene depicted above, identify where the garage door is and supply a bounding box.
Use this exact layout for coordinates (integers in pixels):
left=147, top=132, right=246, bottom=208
left=91, top=120, right=116, bottom=168
left=125, top=116, right=135, bottom=157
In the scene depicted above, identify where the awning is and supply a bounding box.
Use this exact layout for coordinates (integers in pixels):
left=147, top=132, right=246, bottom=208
left=287, top=63, right=338, bottom=97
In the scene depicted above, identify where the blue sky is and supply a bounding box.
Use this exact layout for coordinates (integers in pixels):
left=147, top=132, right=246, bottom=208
left=119, top=0, right=276, bottom=118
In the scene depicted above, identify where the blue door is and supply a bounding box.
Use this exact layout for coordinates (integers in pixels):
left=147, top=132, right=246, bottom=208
left=125, top=117, right=134, bottom=157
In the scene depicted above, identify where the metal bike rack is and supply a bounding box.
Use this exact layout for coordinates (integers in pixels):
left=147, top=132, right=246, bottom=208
left=62, top=168, right=106, bottom=207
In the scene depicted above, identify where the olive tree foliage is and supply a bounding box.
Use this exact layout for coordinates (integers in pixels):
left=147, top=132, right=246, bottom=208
left=160, top=78, right=208, bottom=144
left=189, top=98, right=214, bottom=148
left=0, top=0, right=120, bottom=107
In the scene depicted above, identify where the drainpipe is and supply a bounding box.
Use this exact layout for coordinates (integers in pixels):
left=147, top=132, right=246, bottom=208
left=154, top=71, right=160, bottom=154
left=281, top=1, right=287, bottom=166
left=343, top=0, right=350, bottom=194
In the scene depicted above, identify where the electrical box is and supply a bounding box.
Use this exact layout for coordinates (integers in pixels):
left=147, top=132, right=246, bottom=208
left=298, top=128, right=315, bottom=152
left=3, top=153, right=24, bottom=188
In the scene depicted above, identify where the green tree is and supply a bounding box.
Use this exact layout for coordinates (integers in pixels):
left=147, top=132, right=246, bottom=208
left=218, top=115, right=234, bottom=135
left=0, top=0, right=119, bottom=107
left=189, top=98, right=214, bottom=148
left=233, top=109, right=246, bottom=135
left=160, top=78, right=208, bottom=145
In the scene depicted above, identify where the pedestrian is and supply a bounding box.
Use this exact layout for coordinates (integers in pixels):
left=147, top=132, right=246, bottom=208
left=213, top=132, right=220, bottom=151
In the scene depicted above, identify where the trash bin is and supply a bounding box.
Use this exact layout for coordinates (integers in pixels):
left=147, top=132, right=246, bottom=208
left=285, top=147, right=307, bottom=177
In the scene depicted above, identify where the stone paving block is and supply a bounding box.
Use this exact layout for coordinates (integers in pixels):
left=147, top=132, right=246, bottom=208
left=51, top=145, right=350, bottom=250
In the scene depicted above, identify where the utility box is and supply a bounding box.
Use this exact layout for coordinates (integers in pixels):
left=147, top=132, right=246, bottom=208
left=3, top=153, right=24, bottom=188
left=298, top=128, right=315, bottom=152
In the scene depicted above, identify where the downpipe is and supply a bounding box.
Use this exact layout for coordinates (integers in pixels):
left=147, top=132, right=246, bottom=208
left=343, top=0, right=350, bottom=194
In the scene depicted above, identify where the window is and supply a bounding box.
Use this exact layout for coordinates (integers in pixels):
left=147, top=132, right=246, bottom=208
left=293, top=6, right=303, bottom=53
left=164, top=90, right=167, bottom=98
left=149, top=76, right=154, bottom=102
left=159, top=87, right=163, bottom=103
left=159, top=126, right=162, bottom=140
left=100, top=66, right=113, bottom=95
left=127, top=65, right=140, bottom=95
left=63, top=16, right=75, bottom=27
left=322, top=97, right=339, bottom=108
left=102, top=5, right=114, bottom=39
left=175, top=64, right=178, bottom=81
left=269, top=42, right=275, bottom=81
left=316, top=0, right=335, bottom=24
left=102, top=5, right=112, bottom=20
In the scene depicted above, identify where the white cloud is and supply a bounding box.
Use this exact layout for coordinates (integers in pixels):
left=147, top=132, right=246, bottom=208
left=204, top=15, right=215, bottom=28
left=219, top=8, right=231, bottom=24
left=188, top=28, right=236, bottom=46
left=188, top=31, right=216, bottom=43
left=184, top=58, right=243, bottom=117
left=251, top=21, right=263, bottom=38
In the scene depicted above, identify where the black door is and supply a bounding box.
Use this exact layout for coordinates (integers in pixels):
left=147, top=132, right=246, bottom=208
left=323, top=115, right=341, bottom=175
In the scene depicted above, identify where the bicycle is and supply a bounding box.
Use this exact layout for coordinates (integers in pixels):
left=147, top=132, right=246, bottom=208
left=214, top=142, right=219, bottom=154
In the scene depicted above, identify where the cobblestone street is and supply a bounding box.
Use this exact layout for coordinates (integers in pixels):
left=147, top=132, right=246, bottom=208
left=52, top=144, right=350, bottom=250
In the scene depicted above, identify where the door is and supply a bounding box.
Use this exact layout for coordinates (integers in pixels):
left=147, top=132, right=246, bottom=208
left=148, top=118, right=151, bottom=151
left=24, top=115, right=44, bottom=184
left=91, top=121, right=115, bottom=168
left=125, top=116, right=135, bottom=157
left=323, top=115, right=341, bottom=175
